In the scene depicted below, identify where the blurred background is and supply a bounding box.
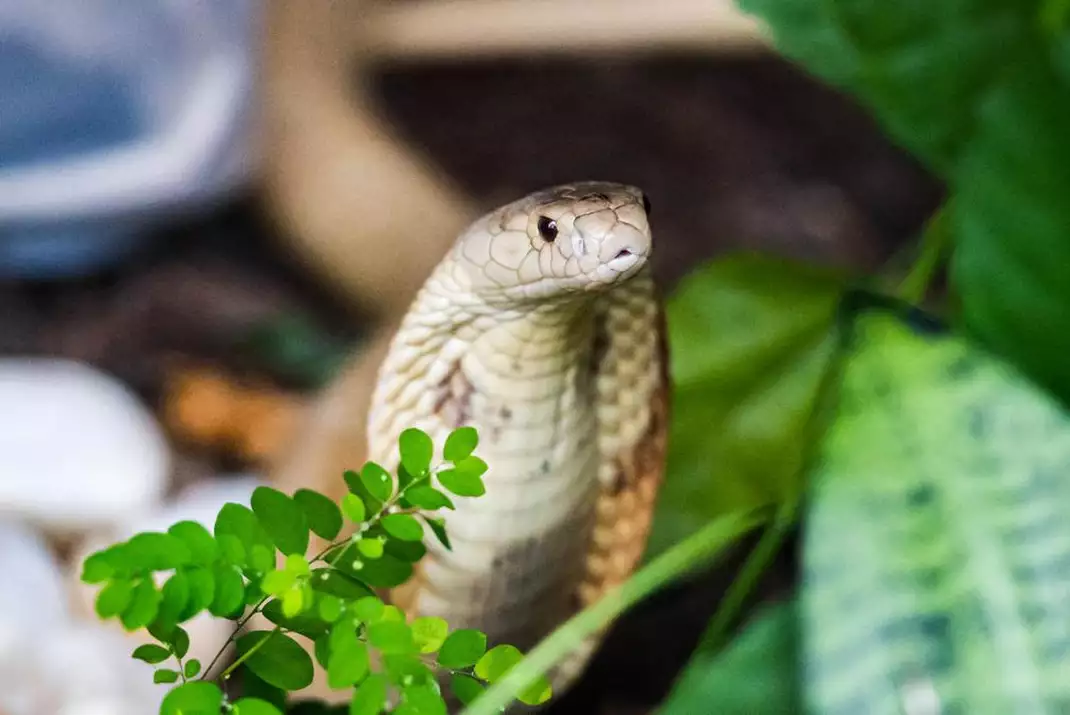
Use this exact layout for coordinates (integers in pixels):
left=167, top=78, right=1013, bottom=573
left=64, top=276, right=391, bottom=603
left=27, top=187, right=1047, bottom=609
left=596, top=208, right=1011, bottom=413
left=0, top=1, right=941, bottom=713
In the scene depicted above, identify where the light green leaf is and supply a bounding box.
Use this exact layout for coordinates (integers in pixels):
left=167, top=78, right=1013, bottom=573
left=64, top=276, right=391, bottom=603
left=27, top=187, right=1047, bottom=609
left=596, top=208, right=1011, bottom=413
left=443, top=426, right=479, bottom=462
left=437, top=457, right=487, bottom=498
left=251, top=486, right=310, bottom=556
left=95, top=579, right=135, bottom=619
left=160, top=681, right=223, bottom=714
left=402, top=683, right=448, bottom=715
left=360, top=462, right=395, bottom=503
left=294, top=488, right=344, bottom=540
left=154, top=571, right=190, bottom=632
left=230, top=697, right=283, bottom=715
left=236, top=631, right=315, bottom=691
left=261, top=599, right=330, bottom=640
left=120, top=578, right=161, bottom=630
left=438, top=629, right=487, bottom=669
left=357, top=538, right=384, bottom=559
left=381, top=514, right=424, bottom=542
left=660, top=601, right=800, bottom=714
left=210, top=563, right=246, bottom=618
left=350, top=673, right=388, bottom=715
left=411, top=617, right=449, bottom=654
left=319, top=594, right=343, bottom=622
left=404, top=486, right=454, bottom=511
left=179, top=566, right=215, bottom=621
left=648, top=254, right=846, bottom=557
left=327, top=623, right=370, bottom=688
left=803, top=306, right=1070, bottom=713
left=167, top=521, right=219, bottom=564
left=131, top=643, right=171, bottom=665
left=353, top=596, right=386, bottom=624
left=368, top=621, right=417, bottom=655
left=118, top=532, right=193, bottom=573
left=399, top=427, right=434, bottom=477
left=517, top=675, right=553, bottom=707
left=282, top=586, right=305, bottom=618
left=474, top=644, right=523, bottom=683
left=261, top=569, right=296, bottom=597
left=342, top=493, right=367, bottom=523
left=80, top=549, right=117, bottom=584
left=214, top=503, right=274, bottom=571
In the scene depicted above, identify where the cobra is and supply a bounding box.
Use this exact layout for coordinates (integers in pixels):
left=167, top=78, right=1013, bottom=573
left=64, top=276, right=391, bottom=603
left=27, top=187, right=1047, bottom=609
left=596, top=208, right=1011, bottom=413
left=273, top=181, right=669, bottom=702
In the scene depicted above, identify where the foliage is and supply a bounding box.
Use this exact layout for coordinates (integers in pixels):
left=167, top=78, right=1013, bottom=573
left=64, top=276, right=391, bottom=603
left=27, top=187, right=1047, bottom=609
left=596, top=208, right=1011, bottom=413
left=82, top=427, right=550, bottom=714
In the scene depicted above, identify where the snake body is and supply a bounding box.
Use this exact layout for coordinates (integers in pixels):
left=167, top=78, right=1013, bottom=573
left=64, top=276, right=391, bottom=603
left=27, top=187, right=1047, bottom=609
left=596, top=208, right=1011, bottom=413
left=366, top=181, right=670, bottom=693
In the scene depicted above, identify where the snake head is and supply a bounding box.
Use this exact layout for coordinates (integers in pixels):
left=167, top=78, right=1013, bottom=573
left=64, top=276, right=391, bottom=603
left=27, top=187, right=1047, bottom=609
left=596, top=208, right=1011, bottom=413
left=451, top=181, right=652, bottom=303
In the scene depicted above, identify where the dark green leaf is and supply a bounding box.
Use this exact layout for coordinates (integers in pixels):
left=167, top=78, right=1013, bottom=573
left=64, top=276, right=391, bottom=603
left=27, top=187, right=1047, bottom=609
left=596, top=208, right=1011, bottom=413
left=443, top=426, right=478, bottom=462
left=242, top=670, right=289, bottom=710
left=236, top=631, right=315, bottom=691
left=251, top=486, right=310, bottom=556
left=218, top=534, right=246, bottom=566
left=383, top=654, right=434, bottom=688
left=309, top=569, right=374, bottom=600
left=350, top=674, right=388, bottom=715
left=210, top=563, right=246, bottom=618
left=336, top=547, right=413, bottom=588
left=95, top=579, right=134, bottom=619
left=314, top=633, right=331, bottom=670
left=438, top=629, right=486, bottom=669
left=120, top=578, right=161, bottom=630
left=180, top=566, right=215, bottom=621
left=474, top=644, right=523, bottom=683
left=399, top=427, right=434, bottom=477
left=173, top=627, right=191, bottom=659
left=367, top=620, right=416, bottom=655
left=160, top=681, right=223, bottom=714
left=437, top=457, right=486, bottom=497
left=231, top=698, right=284, bottom=715
left=168, top=521, right=219, bottom=564
left=262, top=599, right=331, bottom=640
left=404, top=486, right=454, bottom=511
left=803, top=308, right=1070, bottom=712
left=648, top=254, right=845, bottom=557
left=131, top=643, right=171, bottom=664
left=381, top=513, right=424, bottom=542
left=184, top=659, right=202, bottom=679
left=383, top=537, right=426, bottom=564
left=411, top=617, right=448, bottom=654
left=660, top=602, right=799, bottom=714
left=154, top=669, right=180, bottom=684
left=450, top=674, right=485, bottom=705
left=156, top=571, right=191, bottom=631
left=345, top=469, right=383, bottom=514
left=120, top=532, right=193, bottom=573
left=360, top=462, right=394, bottom=503
left=422, top=517, right=451, bottom=551
left=215, top=503, right=274, bottom=570
left=327, top=623, right=370, bottom=688
left=342, top=493, right=367, bottom=523
left=294, top=488, right=344, bottom=540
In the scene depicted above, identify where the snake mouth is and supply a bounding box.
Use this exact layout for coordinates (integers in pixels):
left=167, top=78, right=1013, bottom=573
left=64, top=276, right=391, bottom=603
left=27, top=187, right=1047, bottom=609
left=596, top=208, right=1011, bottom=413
left=614, top=248, right=633, bottom=259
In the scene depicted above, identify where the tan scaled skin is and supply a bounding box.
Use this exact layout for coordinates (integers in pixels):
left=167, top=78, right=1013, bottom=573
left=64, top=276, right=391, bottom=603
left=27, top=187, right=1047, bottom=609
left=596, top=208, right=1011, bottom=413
left=269, top=181, right=669, bottom=705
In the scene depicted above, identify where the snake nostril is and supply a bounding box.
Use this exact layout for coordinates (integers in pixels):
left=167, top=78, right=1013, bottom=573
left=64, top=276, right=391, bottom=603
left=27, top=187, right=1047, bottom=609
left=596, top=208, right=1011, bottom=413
left=614, top=248, right=634, bottom=260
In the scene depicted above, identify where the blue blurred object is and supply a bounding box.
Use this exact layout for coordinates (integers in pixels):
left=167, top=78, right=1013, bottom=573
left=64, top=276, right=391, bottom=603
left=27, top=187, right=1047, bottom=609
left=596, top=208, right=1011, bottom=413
left=0, top=1, right=261, bottom=279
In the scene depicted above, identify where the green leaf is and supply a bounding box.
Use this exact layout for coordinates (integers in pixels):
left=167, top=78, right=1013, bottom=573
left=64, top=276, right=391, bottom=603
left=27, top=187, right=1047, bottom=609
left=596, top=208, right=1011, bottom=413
left=350, top=673, right=388, bottom=715
left=438, top=629, right=487, bottom=669
left=310, top=569, right=374, bottom=600
left=251, top=486, right=310, bottom=556
left=404, top=486, right=454, bottom=511
left=131, top=643, right=171, bottom=664
left=450, top=674, right=485, bottom=705
left=80, top=549, right=117, bottom=584
left=210, top=563, right=246, bottom=617
left=218, top=534, right=246, bottom=566
left=342, top=493, right=367, bottom=523
left=357, top=538, right=384, bottom=559
left=160, top=681, right=223, bottom=714
left=367, top=620, right=416, bottom=655
left=353, top=596, right=386, bottom=624
left=172, top=627, right=191, bottom=659
left=661, top=601, right=799, bottom=714
left=401, top=683, right=448, bottom=715
left=319, top=594, right=343, bottom=622
left=262, top=599, right=331, bottom=640
left=648, top=254, right=846, bottom=557
left=383, top=654, right=434, bottom=688
left=398, top=427, right=434, bottom=476
left=803, top=307, right=1070, bottom=712
left=443, top=426, right=478, bottom=462
left=411, top=617, right=448, bottom=654
left=360, top=462, right=394, bottom=503
left=327, top=623, right=370, bottom=688
left=383, top=537, right=426, bottom=564
left=474, top=644, right=523, bottom=683
left=336, top=547, right=413, bottom=588
left=282, top=586, right=306, bottom=618
left=120, top=578, right=161, bottom=630
left=517, top=675, right=553, bottom=707
left=262, top=569, right=296, bottom=596
left=295, top=488, right=344, bottom=540
left=95, top=579, right=135, bottom=619
left=168, top=521, right=219, bottom=564
left=436, top=457, right=487, bottom=497
left=236, top=631, right=315, bottom=691
left=154, top=668, right=180, bottom=684
left=381, top=514, right=424, bottom=542
left=180, top=566, right=215, bottom=621
left=156, top=571, right=191, bottom=630
left=231, top=698, right=284, bottom=715
left=422, top=517, right=451, bottom=551
left=119, top=532, right=193, bottom=573
left=184, top=659, right=202, bottom=679
left=215, top=503, right=274, bottom=570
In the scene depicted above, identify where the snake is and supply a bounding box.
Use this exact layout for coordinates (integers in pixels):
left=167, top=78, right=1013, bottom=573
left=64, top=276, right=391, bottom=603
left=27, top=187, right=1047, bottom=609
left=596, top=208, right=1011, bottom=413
left=271, top=181, right=670, bottom=704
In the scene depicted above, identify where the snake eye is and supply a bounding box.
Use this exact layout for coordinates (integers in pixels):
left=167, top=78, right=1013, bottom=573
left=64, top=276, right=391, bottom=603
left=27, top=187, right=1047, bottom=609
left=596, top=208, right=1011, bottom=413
left=641, top=194, right=652, bottom=216
left=537, top=216, right=558, bottom=242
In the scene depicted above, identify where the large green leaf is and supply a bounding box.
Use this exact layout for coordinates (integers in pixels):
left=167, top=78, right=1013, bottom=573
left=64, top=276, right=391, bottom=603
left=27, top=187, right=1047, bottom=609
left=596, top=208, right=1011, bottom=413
left=803, top=305, right=1070, bottom=713
left=648, top=254, right=847, bottom=556
left=659, top=601, right=801, bottom=714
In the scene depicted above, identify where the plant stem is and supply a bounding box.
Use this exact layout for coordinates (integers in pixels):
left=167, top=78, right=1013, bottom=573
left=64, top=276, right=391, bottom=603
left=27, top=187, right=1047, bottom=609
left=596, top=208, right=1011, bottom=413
left=200, top=596, right=270, bottom=680
left=458, top=509, right=765, bottom=715
left=897, top=204, right=951, bottom=305
left=219, top=627, right=282, bottom=682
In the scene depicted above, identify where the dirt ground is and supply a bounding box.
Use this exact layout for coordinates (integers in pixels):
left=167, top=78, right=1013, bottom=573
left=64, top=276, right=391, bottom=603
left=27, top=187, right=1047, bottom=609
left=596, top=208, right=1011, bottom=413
left=0, top=54, right=941, bottom=712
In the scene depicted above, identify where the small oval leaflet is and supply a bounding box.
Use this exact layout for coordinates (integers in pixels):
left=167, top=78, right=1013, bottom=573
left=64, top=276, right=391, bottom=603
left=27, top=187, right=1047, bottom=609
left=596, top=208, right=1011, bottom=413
left=360, top=461, right=395, bottom=502
left=444, top=425, right=479, bottom=462
left=381, top=513, right=425, bottom=542
left=438, top=629, right=487, bottom=669
left=399, top=427, right=435, bottom=476
left=236, top=631, right=315, bottom=691
left=251, top=486, right=310, bottom=556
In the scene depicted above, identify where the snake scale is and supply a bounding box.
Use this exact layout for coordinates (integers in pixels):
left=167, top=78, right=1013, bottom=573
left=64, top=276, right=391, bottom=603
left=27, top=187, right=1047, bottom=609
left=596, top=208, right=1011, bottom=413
left=272, top=181, right=670, bottom=704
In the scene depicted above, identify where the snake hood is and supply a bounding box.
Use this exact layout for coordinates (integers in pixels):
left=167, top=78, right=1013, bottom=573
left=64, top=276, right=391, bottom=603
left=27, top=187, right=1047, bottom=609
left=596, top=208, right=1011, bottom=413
left=447, top=181, right=653, bottom=304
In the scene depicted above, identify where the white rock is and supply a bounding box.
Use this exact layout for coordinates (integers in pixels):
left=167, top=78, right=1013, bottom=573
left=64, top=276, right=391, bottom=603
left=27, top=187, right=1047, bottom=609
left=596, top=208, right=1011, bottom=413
left=0, top=358, right=170, bottom=535
left=69, top=476, right=263, bottom=670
